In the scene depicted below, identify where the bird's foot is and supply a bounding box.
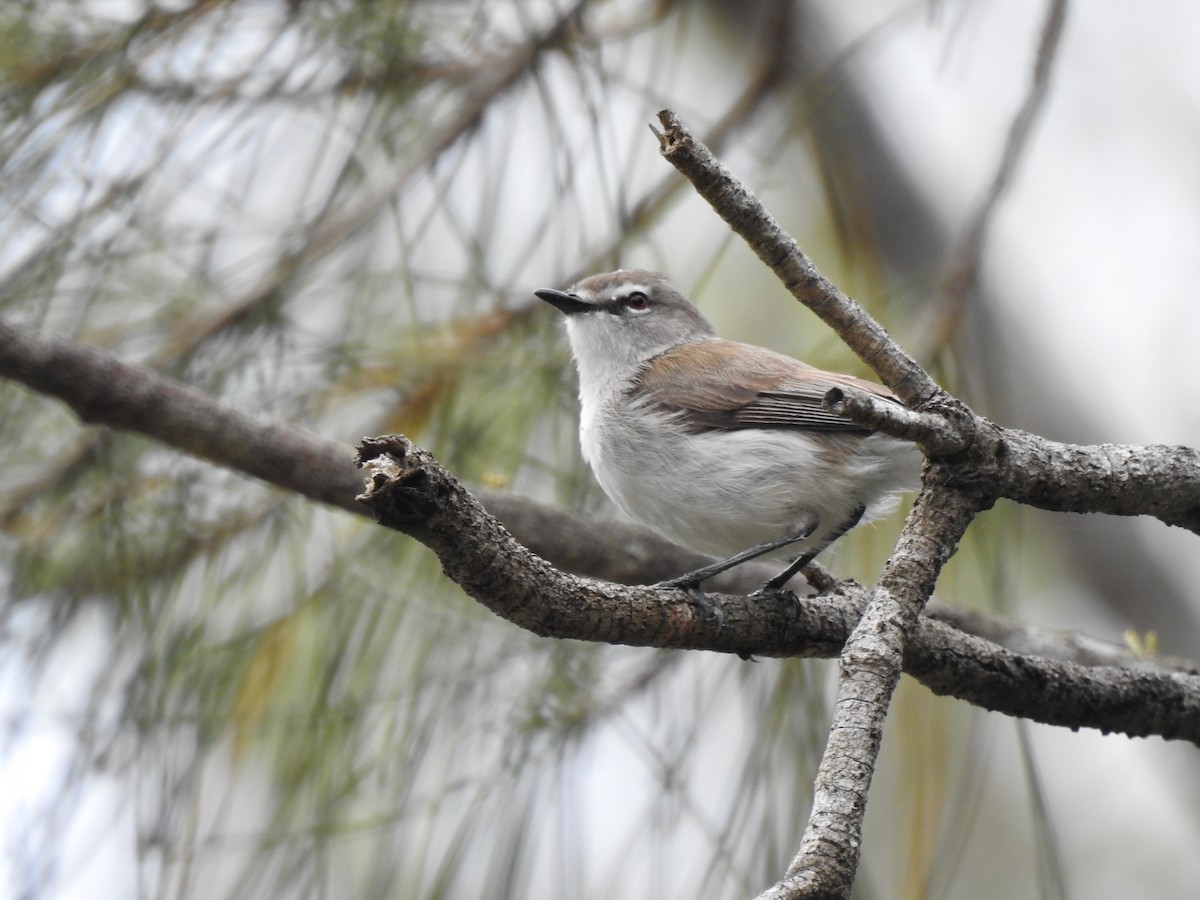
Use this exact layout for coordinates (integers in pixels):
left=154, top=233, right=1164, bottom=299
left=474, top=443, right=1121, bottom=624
left=652, top=578, right=725, bottom=631
left=748, top=583, right=802, bottom=609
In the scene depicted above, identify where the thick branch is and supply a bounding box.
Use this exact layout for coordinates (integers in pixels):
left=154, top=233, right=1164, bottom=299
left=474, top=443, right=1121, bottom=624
left=995, top=429, right=1200, bottom=533
left=355, top=435, right=1200, bottom=744
left=356, top=437, right=836, bottom=656
left=826, top=385, right=1200, bottom=533
left=909, top=612, right=1200, bottom=740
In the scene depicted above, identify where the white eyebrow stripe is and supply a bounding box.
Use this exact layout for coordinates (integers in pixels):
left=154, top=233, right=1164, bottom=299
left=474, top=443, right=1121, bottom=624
left=615, top=283, right=651, bottom=297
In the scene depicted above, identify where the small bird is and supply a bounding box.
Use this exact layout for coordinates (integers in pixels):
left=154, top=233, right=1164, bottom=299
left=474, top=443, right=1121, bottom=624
left=536, top=269, right=922, bottom=596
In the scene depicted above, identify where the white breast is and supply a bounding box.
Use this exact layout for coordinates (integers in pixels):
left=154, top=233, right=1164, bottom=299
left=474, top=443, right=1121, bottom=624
left=579, top=391, right=919, bottom=560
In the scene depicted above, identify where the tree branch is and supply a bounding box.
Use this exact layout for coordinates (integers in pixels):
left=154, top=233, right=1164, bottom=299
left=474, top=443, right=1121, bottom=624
left=0, top=317, right=363, bottom=514
left=769, top=475, right=985, bottom=896
left=353, top=436, right=1200, bottom=746
left=823, top=383, right=968, bottom=453
left=650, top=106, right=1200, bottom=898
left=827, top=382, right=1200, bottom=533
left=995, top=432, right=1200, bottom=532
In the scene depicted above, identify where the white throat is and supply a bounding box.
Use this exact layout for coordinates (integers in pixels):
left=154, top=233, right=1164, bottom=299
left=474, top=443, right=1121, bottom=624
left=563, top=316, right=649, bottom=401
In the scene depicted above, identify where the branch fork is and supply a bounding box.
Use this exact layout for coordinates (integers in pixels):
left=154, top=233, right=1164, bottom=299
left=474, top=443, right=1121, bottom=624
left=649, top=107, right=1200, bottom=899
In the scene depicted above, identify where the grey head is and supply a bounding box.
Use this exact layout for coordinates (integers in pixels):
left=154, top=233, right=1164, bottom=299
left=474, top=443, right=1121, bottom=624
left=535, top=270, right=717, bottom=390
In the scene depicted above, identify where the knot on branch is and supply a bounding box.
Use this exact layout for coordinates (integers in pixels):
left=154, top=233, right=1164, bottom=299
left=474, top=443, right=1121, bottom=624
left=650, top=108, right=687, bottom=155
left=356, top=434, right=446, bottom=529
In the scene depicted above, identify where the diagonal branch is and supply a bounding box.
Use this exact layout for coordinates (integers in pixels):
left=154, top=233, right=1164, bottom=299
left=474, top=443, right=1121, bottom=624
left=0, top=317, right=363, bottom=516
left=651, top=108, right=940, bottom=408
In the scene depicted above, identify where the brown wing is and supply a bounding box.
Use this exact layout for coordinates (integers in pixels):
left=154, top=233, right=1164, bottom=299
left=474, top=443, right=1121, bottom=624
left=634, top=339, right=898, bottom=433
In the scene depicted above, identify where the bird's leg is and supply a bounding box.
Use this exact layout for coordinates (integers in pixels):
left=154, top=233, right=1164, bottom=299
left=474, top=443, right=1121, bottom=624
left=653, top=511, right=820, bottom=593
left=652, top=519, right=816, bottom=632
left=753, top=504, right=866, bottom=596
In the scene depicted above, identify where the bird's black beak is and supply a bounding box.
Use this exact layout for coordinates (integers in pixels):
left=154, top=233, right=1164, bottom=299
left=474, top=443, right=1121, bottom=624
left=535, top=288, right=592, bottom=316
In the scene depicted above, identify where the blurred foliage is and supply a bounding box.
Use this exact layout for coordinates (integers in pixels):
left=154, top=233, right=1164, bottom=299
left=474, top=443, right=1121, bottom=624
left=0, top=1, right=1042, bottom=899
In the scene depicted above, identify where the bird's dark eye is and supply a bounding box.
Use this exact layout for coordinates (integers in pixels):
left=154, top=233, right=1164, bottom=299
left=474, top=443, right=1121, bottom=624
left=623, top=291, right=649, bottom=311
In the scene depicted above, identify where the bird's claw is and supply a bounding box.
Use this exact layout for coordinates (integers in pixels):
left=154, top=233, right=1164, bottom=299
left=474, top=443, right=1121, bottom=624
left=748, top=584, right=802, bottom=618
left=652, top=578, right=725, bottom=631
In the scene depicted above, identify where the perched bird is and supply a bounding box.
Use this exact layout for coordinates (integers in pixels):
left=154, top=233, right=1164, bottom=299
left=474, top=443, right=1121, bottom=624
left=536, top=269, right=922, bottom=594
